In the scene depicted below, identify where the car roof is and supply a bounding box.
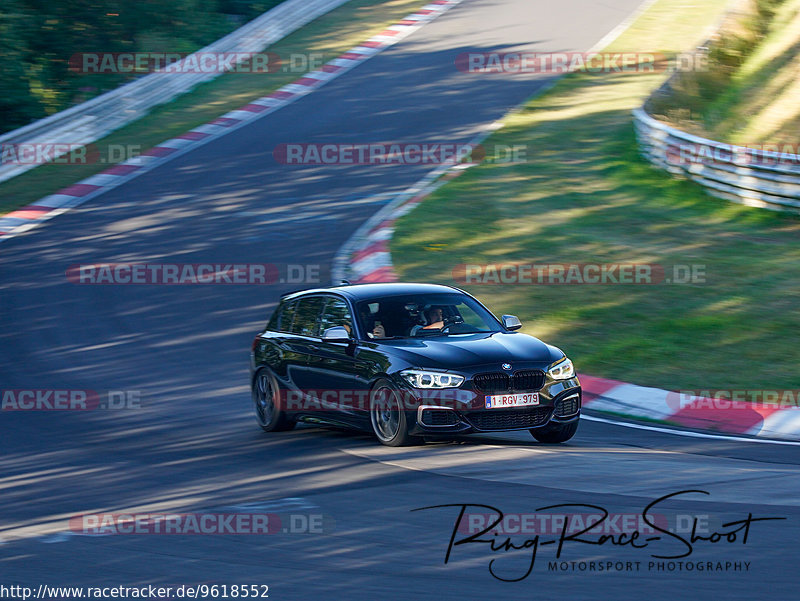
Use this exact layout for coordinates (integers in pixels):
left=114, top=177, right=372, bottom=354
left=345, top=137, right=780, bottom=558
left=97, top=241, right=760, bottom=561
left=281, top=282, right=462, bottom=302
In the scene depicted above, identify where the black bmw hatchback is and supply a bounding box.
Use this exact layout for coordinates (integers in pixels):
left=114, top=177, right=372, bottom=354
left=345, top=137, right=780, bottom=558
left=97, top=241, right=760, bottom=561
left=250, top=283, right=581, bottom=446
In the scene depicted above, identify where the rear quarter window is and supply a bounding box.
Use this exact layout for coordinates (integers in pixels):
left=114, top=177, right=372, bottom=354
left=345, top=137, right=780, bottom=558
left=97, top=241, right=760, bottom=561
left=291, top=296, right=325, bottom=337
left=266, top=299, right=298, bottom=333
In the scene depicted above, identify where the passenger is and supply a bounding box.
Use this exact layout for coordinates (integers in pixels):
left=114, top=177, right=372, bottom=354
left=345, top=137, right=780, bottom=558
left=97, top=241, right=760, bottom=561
left=372, top=320, right=386, bottom=338
left=361, top=307, right=387, bottom=338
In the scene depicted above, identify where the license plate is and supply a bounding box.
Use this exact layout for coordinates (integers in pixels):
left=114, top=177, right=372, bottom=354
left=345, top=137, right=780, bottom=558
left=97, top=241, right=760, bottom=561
left=485, top=392, right=539, bottom=409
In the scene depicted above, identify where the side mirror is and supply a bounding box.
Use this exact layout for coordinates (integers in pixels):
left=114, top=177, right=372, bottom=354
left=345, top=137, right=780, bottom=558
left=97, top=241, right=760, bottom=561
left=502, top=315, right=522, bottom=331
left=322, top=326, right=351, bottom=342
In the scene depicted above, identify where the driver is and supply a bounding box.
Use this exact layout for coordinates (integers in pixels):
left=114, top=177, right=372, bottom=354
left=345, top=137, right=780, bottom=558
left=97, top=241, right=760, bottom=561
left=422, top=306, right=445, bottom=330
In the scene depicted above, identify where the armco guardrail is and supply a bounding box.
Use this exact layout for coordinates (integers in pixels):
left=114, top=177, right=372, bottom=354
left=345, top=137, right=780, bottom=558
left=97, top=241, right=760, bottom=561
left=633, top=108, right=800, bottom=213
left=0, top=0, right=349, bottom=185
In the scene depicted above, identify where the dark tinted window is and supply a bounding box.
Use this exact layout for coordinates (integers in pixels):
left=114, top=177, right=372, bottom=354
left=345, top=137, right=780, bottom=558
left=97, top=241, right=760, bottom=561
left=319, top=296, right=354, bottom=336
left=291, top=296, right=325, bottom=337
left=268, top=299, right=297, bottom=333
left=267, top=307, right=280, bottom=331
left=355, top=292, right=501, bottom=339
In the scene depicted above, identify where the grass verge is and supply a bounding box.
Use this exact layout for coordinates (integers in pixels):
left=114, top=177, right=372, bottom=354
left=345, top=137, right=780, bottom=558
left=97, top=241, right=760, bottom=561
left=391, top=0, right=800, bottom=390
left=0, top=0, right=430, bottom=215
left=647, top=0, right=800, bottom=144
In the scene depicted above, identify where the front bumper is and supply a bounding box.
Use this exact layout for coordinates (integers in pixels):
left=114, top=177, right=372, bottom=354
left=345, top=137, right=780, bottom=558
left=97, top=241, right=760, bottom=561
left=403, top=377, right=582, bottom=435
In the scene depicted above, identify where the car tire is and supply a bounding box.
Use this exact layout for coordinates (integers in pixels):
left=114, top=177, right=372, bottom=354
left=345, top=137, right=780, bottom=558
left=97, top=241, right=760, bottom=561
left=530, top=419, right=578, bottom=443
left=253, top=368, right=296, bottom=432
left=369, top=379, right=421, bottom=447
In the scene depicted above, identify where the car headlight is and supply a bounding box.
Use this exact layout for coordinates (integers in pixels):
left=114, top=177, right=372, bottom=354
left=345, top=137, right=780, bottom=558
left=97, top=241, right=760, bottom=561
left=400, top=370, right=465, bottom=389
left=548, top=357, right=574, bottom=380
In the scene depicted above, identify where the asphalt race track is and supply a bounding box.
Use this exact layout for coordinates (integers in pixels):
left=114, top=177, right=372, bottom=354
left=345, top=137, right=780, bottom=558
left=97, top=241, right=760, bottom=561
left=1, top=1, right=798, bottom=599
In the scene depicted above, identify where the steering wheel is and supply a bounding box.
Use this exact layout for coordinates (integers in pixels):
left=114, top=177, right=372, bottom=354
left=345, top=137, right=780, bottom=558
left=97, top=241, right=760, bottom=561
left=440, top=315, right=463, bottom=333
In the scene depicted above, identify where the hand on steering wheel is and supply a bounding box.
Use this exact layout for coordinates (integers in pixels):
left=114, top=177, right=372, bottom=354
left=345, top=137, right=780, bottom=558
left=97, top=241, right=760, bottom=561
left=439, top=315, right=462, bottom=333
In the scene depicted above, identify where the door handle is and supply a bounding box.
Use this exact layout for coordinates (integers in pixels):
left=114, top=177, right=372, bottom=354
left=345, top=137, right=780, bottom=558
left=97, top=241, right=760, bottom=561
left=307, top=344, right=319, bottom=352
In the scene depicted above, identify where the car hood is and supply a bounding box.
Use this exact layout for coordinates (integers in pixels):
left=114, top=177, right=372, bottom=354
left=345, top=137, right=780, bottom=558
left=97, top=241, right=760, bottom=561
left=379, top=331, right=562, bottom=371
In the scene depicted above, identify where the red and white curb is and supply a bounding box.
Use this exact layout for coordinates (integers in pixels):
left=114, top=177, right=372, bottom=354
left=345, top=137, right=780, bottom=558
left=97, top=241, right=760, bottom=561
left=580, top=375, right=800, bottom=440
left=332, top=159, right=480, bottom=284
left=0, top=0, right=464, bottom=244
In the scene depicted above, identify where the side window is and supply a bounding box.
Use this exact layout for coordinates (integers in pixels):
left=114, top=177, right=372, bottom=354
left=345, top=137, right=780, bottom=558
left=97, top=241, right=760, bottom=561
left=269, top=299, right=297, bottom=333
left=266, top=306, right=280, bottom=331
left=319, top=297, right=354, bottom=336
left=291, top=296, right=324, bottom=337
left=267, top=299, right=290, bottom=331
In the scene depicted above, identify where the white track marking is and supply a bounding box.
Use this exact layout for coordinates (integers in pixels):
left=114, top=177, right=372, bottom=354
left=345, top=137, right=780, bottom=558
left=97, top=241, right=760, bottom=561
left=582, top=414, right=800, bottom=446
left=588, top=0, right=661, bottom=52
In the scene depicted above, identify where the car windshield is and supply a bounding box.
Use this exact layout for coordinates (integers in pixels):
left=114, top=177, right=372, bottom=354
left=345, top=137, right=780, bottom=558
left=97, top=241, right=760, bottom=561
left=355, top=292, right=502, bottom=339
